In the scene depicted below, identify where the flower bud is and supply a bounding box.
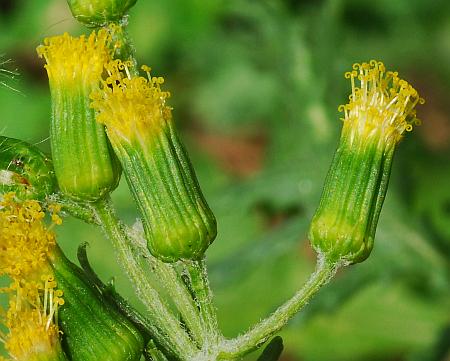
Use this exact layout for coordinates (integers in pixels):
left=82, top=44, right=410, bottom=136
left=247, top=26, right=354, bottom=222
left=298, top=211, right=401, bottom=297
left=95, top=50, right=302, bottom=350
left=309, top=61, right=424, bottom=264
left=0, top=136, right=56, bottom=201
left=37, top=30, right=121, bottom=202
left=67, top=0, right=138, bottom=27
left=91, top=61, right=217, bottom=262
left=50, top=248, right=144, bottom=361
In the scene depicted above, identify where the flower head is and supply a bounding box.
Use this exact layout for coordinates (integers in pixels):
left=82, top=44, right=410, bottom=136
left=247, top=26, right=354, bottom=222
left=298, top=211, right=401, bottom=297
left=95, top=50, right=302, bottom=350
left=91, top=60, right=172, bottom=143
left=37, top=30, right=111, bottom=89
left=37, top=30, right=121, bottom=202
left=339, top=60, right=424, bottom=148
left=0, top=193, right=59, bottom=281
left=309, top=60, right=423, bottom=264
left=91, top=60, right=217, bottom=262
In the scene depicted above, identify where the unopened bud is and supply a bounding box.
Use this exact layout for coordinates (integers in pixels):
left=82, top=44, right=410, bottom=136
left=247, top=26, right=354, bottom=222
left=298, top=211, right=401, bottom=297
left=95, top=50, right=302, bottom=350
left=50, top=247, right=144, bottom=361
left=0, top=136, right=56, bottom=200
left=67, top=0, right=138, bottom=27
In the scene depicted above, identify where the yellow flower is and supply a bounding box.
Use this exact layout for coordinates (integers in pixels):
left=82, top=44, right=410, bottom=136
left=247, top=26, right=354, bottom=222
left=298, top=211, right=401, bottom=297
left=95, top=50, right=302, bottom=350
left=91, top=60, right=217, bottom=262
left=36, top=30, right=121, bottom=202
left=37, top=30, right=111, bottom=89
left=0, top=193, right=60, bottom=280
left=91, top=60, right=172, bottom=143
left=0, top=194, right=65, bottom=359
left=339, top=60, right=424, bottom=148
left=309, top=60, right=423, bottom=264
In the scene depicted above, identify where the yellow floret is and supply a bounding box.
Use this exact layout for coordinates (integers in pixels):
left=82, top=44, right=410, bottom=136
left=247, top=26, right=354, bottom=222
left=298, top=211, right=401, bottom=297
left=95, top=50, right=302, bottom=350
left=0, top=193, right=61, bottom=280
left=37, top=29, right=112, bottom=88
left=0, top=272, right=64, bottom=360
left=0, top=193, right=64, bottom=359
left=90, top=60, right=172, bottom=142
left=339, top=60, right=424, bottom=146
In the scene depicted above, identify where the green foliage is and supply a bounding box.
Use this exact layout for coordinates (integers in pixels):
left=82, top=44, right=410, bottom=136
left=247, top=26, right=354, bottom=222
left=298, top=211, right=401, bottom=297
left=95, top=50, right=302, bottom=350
left=257, top=337, right=283, bottom=361
left=1, top=0, right=449, bottom=360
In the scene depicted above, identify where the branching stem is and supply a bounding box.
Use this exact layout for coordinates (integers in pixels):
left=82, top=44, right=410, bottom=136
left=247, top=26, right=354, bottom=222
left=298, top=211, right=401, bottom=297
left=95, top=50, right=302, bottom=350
left=145, top=256, right=205, bottom=348
left=217, top=256, right=338, bottom=359
left=93, top=198, right=198, bottom=360
left=186, top=259, right=222, bottom=348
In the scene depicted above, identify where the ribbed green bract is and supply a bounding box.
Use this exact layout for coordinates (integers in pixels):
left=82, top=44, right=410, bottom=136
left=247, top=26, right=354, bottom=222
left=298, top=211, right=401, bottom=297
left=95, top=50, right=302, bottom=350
left=67, top=0, right=138, bottom=27
left=113, top=123, right=217, bottom=262
left=50, top=247, right=144, bottom=361
left=50, top=86, right=121, bottom=202
left=309, top=134, right=394, bottom=264
left=0, top=136, right=56, bottom=200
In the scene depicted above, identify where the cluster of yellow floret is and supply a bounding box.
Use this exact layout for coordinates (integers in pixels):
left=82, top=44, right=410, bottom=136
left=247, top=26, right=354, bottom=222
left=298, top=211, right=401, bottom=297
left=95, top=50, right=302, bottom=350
left=4, top=22, right=425, bottom=359
left=36, top=30, right=111, bottom=88
left=339, top=60, right=424, bottom=146
left=91, top=59, right=172, bottom=141
left=0, top=193, right=64, bottom=360
left=37, top=27, right=172, bottom=144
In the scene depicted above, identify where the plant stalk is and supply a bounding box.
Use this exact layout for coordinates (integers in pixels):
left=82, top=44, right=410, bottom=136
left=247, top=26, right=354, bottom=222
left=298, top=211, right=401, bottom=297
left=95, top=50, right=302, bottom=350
left=144, top=255, right=205, bottom=348
left=93, top=198, right=198, bottom=360
left=217, top=255, right=338, bottom=359
left=186, top=259, right=221, bottom=348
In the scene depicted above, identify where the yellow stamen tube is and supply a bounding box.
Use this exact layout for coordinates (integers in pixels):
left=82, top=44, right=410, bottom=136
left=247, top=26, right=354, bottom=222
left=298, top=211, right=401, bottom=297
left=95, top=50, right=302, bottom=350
left=91, top=61, right=217, bottom=262
left=309, top=61, right=424, bottom=264
left=2, top=295, right=68, bottom=361
left=37, top=30, right=121, bottom=202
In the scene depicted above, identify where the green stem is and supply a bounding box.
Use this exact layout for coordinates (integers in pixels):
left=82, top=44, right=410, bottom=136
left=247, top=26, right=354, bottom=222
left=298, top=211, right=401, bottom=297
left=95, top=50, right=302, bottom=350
left=52, top=193, right=99, bottom=225
left=125, top=222, right=207, bottom=348
left=106, top=20, right=138, bottom=75
left=145, top=340, right=169, bottom=361
left=92, top=198, right=198, bottom=360
left=143, top=255, right=205, bottom=348
left=186, top=259, right=221, bottom=347
left=217, top=256, right=338, bottom=359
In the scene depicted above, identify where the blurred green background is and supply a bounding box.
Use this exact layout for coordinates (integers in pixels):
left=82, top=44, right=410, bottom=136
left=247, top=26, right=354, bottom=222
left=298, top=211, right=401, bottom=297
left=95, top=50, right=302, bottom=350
left=1, top=0, right=449, bottom=360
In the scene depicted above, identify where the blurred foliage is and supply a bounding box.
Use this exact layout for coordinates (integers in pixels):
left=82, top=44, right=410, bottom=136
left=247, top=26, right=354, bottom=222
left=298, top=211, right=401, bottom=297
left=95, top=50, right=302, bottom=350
left=1, top=0, right=449, bottom=360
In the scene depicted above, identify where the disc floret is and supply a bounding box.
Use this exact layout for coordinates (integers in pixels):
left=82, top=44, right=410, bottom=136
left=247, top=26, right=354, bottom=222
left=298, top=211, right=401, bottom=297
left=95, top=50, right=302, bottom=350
left=91, top=60, right=172, bottom=142
left=37, top=30, right=111, bottom=89
left=339, top=60, right=424, bottom=148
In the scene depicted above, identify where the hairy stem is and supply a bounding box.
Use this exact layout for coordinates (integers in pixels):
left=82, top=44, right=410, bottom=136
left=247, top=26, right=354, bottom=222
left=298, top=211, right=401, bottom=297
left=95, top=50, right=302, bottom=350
left=126, top=221, right=206, bottom=348
left=144, top=255, right=205, bottom=348
left=52, top=193, right=99, bottom=225
left=145, top=340, right=169, bottom=361
left=93, top=198, right=198, bottom=359
left=186, top=259, right=221, bottom=348
left=217, top=256, right=338, bottom=358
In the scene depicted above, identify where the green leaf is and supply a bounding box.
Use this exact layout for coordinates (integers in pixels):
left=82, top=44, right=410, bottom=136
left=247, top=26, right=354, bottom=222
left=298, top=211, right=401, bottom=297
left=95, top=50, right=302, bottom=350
left=257, top=336, right=283, bottom=361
